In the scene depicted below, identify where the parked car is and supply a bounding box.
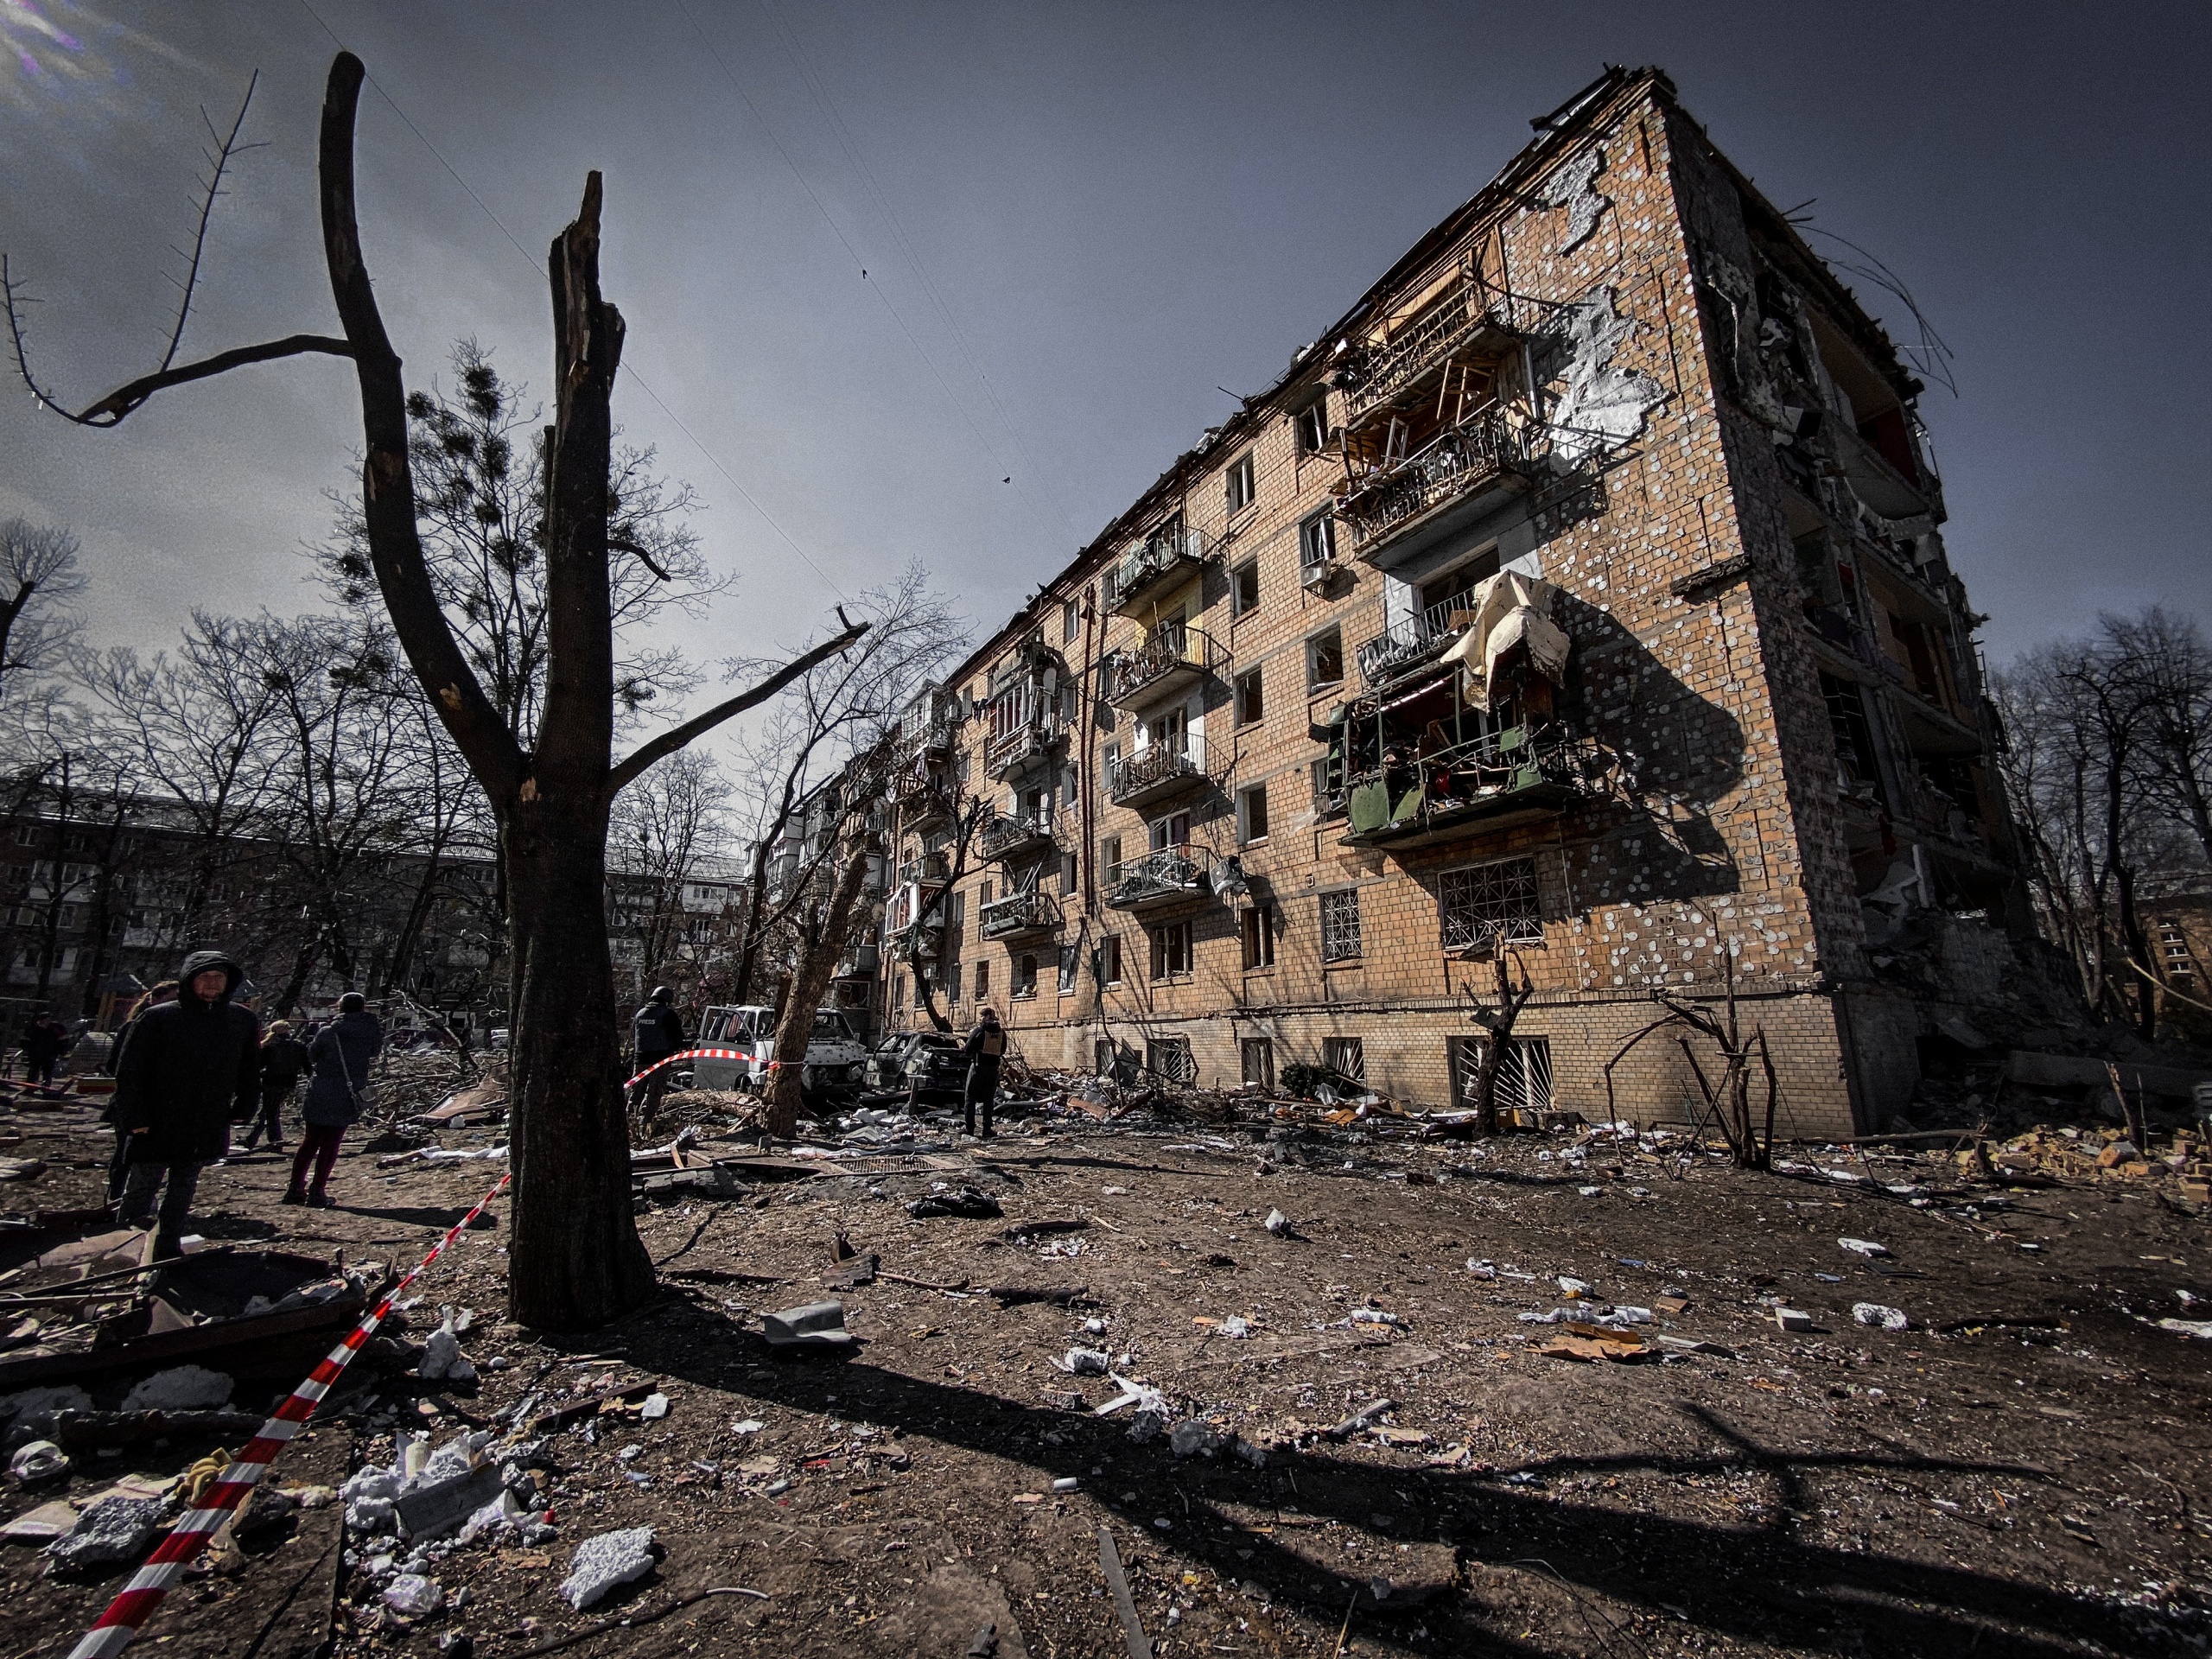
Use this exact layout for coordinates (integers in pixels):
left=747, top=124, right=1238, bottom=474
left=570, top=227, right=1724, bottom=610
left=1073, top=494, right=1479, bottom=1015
left=866, top=1030, right=968, bottom=1099
left=689, top=1005, right=868, bottom=1095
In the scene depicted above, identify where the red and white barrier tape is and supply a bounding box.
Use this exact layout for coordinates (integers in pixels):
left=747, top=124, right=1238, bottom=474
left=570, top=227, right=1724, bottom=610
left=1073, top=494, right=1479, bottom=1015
left=623, top=1046, right=753, bottom=1089
left=68, top=1172, right=512, bottom=1659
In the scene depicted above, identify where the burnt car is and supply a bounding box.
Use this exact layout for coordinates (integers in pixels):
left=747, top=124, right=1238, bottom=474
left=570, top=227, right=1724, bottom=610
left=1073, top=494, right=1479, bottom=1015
left=866, top=1031, right=969, bottom=1099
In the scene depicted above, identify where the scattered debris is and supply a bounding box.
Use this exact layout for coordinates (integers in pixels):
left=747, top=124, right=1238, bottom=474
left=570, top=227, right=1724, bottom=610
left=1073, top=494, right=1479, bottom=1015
left=561, top=1525, right=658, bottom=1611
left=760, top=1301, right=854, bottom=1351
left=1853, top=1303, right=1911, bottom=1332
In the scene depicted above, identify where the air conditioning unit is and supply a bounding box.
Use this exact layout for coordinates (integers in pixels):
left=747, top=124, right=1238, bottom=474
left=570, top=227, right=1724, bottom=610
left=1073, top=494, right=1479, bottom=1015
left=1300, top=558, right=1334, bottom=590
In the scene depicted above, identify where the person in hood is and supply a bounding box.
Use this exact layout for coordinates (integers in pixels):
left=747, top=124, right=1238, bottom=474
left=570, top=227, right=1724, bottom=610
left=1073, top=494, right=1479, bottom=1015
left=111, top=950, right=261, bottom=1258
left=240, top=1020, right=309, bottom=1154
left=628, top=985, right=686, bottom=1126
left=286, top=991, right=383, bottom=1207
left=19, top=1014, right=67, bottom=1086
left=961, top=1006, right=1007, bottom=1139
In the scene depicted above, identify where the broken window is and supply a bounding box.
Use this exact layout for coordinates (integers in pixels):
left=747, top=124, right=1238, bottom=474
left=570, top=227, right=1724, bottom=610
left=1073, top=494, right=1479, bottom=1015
left=1242, top=902, right=1276, bottom=970
left=1239, top=784, right=1269, bottom=844
left=1231, top=558, right=1261, bottom=617
left=1294, top=398, right=1330, bottom=456
left=1323, top=1036, right=1364, bottom=1083
left=1236, top=667, right=1263, bottom=727
left=1100, top=834, right=1122, bottom=882
left=1225, top=451, right=1255, bottom=515
left=1151, top=918, right=1193, bottom=978
left=1014, top=953, right=1038, bottom=999
left=975, top=960, right=990, bottom=1002
left=1307, top=626, right=1344, bottom=690
left=1100, top=935, right=1122, bottom=986
left=1438, top=856, right=1541, bottom=950
left=1241, top=1037, right=1275, bottom=1090
left=1299, top=511, right=1336, bottom=573
left=1819, top=673, right=1884, bottom=799
left=1148, top=810, right=1191, bottom=853
left=1058, top=944, right=1079, bottom=994
left=1149, top=1037, right=1195, bottom=1084
left=1319, top=887, right=1363, bottom=962
left=1450, top=1033, right=1552, bottom=1114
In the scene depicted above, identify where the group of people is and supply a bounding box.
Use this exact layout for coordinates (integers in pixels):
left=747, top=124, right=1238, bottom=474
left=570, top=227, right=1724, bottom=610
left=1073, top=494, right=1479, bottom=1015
left=103, top=952, right=383, bottom=1257
left=10, top=1012, right=77, bottom=1086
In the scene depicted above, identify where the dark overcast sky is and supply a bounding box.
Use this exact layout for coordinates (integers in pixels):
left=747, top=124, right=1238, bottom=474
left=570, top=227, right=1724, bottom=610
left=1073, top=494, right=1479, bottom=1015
left=3, top=0, right=2206, bottom=723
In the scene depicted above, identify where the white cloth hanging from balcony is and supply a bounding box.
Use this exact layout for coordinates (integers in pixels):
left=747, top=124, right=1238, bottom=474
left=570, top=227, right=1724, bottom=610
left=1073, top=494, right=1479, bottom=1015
left=1439, top=570, right=1570, bottom=710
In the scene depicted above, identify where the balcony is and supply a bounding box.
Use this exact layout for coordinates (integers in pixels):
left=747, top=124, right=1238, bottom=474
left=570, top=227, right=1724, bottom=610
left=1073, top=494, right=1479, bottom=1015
left=980, top=811, right=1056, bottom=862
left=981, top=888, right=1060, bottom=943
left=1104, top=628, right=1217, bottom=711
left=894, top=754, right=955, bottom=828
left=1108, top=741, right=1207, bottom=810
left=984, top=709, right=1064, bottom=780
left=1108, top=520, right=1208, bottom=619
left=1104, top=849, right=1210, bottom=912
left=1337, top=409, right=1531, bottom=564
left=836, top=941, right=881, bottom=979
left=897, top=851, right=950, bottom=888
left=1354, top=591, right=1484, bottom=690
left=1338, top=282, right=1519, bottom=425
left=1338, top=725, right=1590, bottom=851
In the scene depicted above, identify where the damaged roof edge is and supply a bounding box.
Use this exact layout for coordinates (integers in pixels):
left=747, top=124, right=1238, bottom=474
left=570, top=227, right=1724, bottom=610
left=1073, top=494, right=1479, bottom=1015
left=940, top=65, right=1665, bottom=690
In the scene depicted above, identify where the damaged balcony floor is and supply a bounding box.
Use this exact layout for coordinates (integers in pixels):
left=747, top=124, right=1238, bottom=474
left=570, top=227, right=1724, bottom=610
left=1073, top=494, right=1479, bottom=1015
left=1, top=1102, right=2206, bottom=1658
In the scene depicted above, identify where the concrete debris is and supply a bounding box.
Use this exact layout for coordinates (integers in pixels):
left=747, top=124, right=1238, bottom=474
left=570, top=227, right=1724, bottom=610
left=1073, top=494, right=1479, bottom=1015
left=1, top=1385, right=93, bottom=1421
left=1838, top=1237, right=1891, bottom=1258
left=1773, top=1307, right=1814, bottom=1332
left=44, top=1495, right=168, bottom=1574
left=1262, top=1209, right=1293, bottom=1236
left=118, top=1366, right=232, bottom=1414
left=1, top=1499, right=79, bottom=1542
left=1853, top=1303, right=1911, bottom=1332
left=2158, top=1319, right=2212, bottom=1340
left=760, top=1300, right=854, bottom=1351
left=1060, top=1348, right=1111, bottom=1376
left=396, top=1464, right=505, bottom=1541
left=383, top=1573, right=443, bottom=1616
left=418, top=1316, right=478, bottom=1384
left=560, top=1525, right=658, bottom=1610
left=1167, top=1418, right=1224, bottom=1459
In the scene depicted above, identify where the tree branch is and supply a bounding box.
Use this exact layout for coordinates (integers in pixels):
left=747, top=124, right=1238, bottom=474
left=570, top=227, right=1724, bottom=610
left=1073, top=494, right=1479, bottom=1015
left=607, top=615, right=868, bottom=798
left=37, top=331, right=356, bottom=426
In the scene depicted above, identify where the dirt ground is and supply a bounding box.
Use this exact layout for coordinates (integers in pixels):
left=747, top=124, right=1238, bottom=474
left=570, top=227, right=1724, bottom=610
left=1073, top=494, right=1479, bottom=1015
left=2, top=1097, right=2208, bottom=1659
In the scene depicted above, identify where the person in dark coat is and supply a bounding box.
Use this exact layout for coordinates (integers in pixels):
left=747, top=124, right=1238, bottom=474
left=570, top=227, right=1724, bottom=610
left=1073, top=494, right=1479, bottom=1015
left=628, top=985, right=687, bottom=1124
left=20, top=1015, right=67, bottom=1086
left=285, top=992, right=383, bottom=1208
left=961, top=1007, right=1007, bottom=1139
left=240, top=1020, right=309, bottom=1154
left=105, top=981, right=178, bottom=1200
left=111, top=951, right=260, bottom=1258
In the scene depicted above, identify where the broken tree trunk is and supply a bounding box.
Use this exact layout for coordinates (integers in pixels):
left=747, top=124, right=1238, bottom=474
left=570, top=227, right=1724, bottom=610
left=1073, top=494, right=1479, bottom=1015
left=763, top=841, right=874, bottom=1139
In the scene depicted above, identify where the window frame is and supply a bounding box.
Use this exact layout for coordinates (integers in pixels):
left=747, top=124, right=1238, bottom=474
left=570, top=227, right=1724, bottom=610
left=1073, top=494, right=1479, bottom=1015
left=1063, top=598, right=1081, bottom=643
left=1437, top=855, right=1544, bottom=950
left=1150, top=917, right=1194, bottom=979
left=1100, top=935, right=1123, bottom=987
left=1306, top=626, right=1344, bottom=690
left=1235, top=666, right=1263, bottom=728
left=1294, top=398, right=1330, bottom=456
left=1322, top=1034, right=1365, bottom=1083
left=1319, top=887, right=1363, bottom=963
left=1240, top=1036, right=1275, bottom=1091
left=1230, top=557, right=1261, bottom=617
left=1299, top=510, right=1336, bottom=571
left=1241, top=900, right=1277, bottom=971
left=1238, top=783, right=1269, bottom=846
left=1224, top=451, right=1255, bottom=515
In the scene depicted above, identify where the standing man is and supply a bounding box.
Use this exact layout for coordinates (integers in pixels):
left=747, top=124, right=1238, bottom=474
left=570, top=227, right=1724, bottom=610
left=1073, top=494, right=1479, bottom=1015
left=240, top=1020, right=309, bottom=1154
left=286, top=992, right=383, bottom=1208
left=961, top=1006, right=1007, bottom=1139
left=628, top=985, right=686, bottom=1129
left=20, top=1015, right=66, bottom=1086
left=111, top=950, right=260, bottom=1259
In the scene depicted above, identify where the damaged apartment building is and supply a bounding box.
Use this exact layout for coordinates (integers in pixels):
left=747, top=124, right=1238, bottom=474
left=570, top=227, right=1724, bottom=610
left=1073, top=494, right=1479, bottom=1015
left=876, top=67, right=2021, bottom=1135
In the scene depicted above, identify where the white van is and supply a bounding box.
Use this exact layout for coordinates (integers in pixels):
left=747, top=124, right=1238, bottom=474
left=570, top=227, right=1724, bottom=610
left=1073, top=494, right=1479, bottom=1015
left=689, top=1005, right=868, bottom=1095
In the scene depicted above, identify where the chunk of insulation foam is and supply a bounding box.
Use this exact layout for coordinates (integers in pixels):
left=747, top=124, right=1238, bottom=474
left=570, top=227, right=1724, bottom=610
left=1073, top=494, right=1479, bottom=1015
left=560, top=1526, right=658, bottom=1610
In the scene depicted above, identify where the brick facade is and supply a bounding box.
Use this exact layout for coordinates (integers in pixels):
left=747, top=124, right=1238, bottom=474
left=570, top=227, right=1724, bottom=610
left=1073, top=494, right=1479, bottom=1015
left=878, top=69, right=2016, bottom=1138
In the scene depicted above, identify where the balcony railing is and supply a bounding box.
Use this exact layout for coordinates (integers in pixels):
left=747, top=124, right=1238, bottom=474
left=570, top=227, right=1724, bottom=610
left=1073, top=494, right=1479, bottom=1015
left=1108, top=741, right=1207, bottom=810
left=1108, top=521, right=1208, bottom=618
left=980, top=811, right=1056, bottom=861
left=985, top=709, right=1063, bottom=779
left=1339, top=282, right=1516, bottom=423
left=1355, top=591, right=1484, bottom=688
left=1104, top=628, right=1217, bottom=710
left=1104, top=848, right=1209, bottom=912
left=1338, top=723, right=1589, bottom=850
left=897, top=852, right=950, bottom=888
left=981, top=888, right=1060, bottom=942
left=1337, top=408, right=1529, bottom=562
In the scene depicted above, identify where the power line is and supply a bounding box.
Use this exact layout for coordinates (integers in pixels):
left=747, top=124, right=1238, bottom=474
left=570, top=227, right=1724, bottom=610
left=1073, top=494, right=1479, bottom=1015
left=291, top=0, right=849, bottom=601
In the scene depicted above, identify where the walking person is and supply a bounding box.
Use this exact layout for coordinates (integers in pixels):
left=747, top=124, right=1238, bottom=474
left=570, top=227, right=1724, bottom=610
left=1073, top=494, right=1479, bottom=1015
left=285, top=992, right=383, bottom=1208
left=239, top=1020, right=309, bottom=1154
left=961, top=1006, right=1007, bottom=1139
left=105, top=981, right=177, bottom=1201
left=111, top=952, right=260, bottom=1259
left=627, top=985, right=686, bottom=1131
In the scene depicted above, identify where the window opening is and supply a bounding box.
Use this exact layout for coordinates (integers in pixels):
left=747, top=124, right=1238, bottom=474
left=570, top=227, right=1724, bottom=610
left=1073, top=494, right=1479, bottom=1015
left=1319, top=887, right=1363, bottom=962
left=1438, top=856, right=1541, bottom=950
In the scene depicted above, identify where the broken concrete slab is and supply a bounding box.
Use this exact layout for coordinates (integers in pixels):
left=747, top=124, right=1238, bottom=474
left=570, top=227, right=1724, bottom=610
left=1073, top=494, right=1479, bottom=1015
left=44, top=1494, right=168, bottom=1574
left=760, top=1301, right=855, bottom=1351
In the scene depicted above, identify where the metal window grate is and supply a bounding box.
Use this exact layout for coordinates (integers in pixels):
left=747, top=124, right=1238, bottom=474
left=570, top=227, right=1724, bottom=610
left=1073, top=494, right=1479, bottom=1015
left=1319, top=888, right=1363, bottom=962
left=1149, top=1039, right=1195, bottom=1084
left=1439, top=857, right=1541, bottom=950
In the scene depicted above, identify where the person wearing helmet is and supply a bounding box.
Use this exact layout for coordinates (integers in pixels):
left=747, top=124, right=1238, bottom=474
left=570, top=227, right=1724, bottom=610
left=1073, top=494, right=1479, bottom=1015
left=961, top=1007, right=1007, bottom=1139
left=111, top=950, right=261, bottom=1258
left=629, top=985, right=687, bottom=1128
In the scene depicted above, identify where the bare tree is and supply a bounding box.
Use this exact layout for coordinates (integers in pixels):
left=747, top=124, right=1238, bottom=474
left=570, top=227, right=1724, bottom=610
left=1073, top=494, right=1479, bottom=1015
left=607, top=747, right=730, bottom=1009
left=0, top=518, right=86, bottom=701
left=1456, top=937, right=1535, bottom=1136
left=7, top=54, right=865, bottom=1329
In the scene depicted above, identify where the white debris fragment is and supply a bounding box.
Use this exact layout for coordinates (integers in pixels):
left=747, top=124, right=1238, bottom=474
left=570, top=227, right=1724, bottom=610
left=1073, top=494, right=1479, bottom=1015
left=1773, top=1307, right=1814, bottom=1332
left=1853, top=1304, right=1910, bottom=1332
left=1837, top=1238, right=1891, bottom=1258
left=1218, top=1316, right=1250, bottom=1339
left=1348, top=1308, right=1402, bottom=1326
left=119, top=1365, right=232, bottom=1414
left=729, top=1419, right=765, bottom=1435
left=1263, top=1209, right=1292, bottom=1236
left=1465, top=1259, right=1497, bottom=1280
left=9, top=1441, right=68, bottom=1482
left=1061, top=1348, right=1111, bottom=1376
left=1557, top=1277, right=1592, bottom=1298
left=2158, top=1318, right=2212, bottom=1340
left=639, top=1393, right=671, bottom=1421
left=560, top=1526, right=658, bottom=1610
left=382, top=1573, right=442, bottom=1616
left=418, top=1318, right=478, bottom=1384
